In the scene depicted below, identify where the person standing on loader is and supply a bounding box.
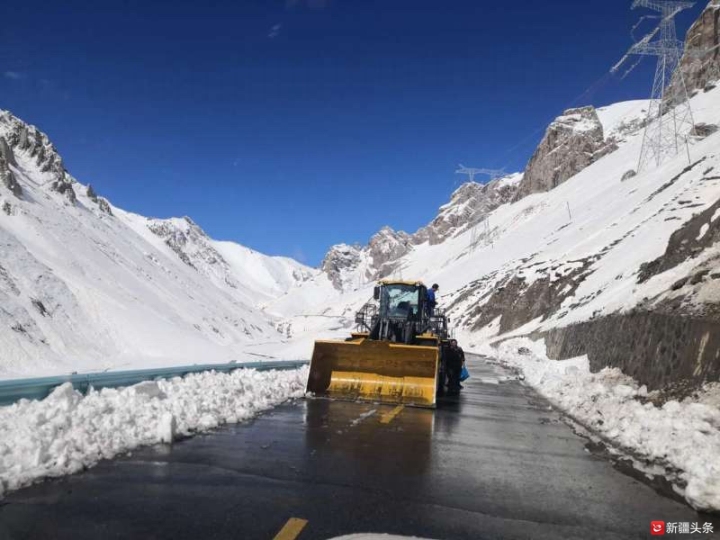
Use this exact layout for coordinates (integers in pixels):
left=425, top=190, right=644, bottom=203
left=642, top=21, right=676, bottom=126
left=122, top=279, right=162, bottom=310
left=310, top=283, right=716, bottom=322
left=426, top=283, right=439, bottom=317
left=445, top=339, right=464, bottom=395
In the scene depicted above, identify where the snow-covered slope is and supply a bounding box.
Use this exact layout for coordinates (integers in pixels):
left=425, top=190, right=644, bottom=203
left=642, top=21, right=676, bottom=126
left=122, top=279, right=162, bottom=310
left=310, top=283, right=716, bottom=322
left=5, top=88, right=719, bottom=381
left=0, top=111, right=316, bottom=378
left=263, top=88, right=720, bottom=365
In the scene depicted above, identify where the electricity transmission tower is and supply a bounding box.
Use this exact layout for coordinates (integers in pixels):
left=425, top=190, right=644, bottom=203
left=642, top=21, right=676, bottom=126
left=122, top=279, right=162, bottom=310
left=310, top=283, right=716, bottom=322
left=612, top=0, right=696, bottom=171
left=470, top=216, right=492, bottom=252
left=460, top=168, right=505, bottom=251
left=455, top=165, right=505, bottom=183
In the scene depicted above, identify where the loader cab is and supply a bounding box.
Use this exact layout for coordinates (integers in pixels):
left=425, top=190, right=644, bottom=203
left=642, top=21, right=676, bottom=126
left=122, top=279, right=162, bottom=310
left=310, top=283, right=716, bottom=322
left=369, top=280, right=431, bottom=343
left=374, top=281, right=426, bottom=322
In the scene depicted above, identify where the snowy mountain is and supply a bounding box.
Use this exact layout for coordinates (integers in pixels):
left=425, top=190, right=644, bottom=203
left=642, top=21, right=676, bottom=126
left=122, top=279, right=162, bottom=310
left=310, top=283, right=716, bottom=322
left=0, top=111, right=317, bottom=378
left=3, top=2, right=720, bottom=402
left=143, top=215, right=315, bottom=305
left=260, top=3, right=720, bottom=403
left=268, top=85, right=720, bottom=399
left=318, top=173, right=524, bottom=292
left=3, top=1, right=720, bottom=516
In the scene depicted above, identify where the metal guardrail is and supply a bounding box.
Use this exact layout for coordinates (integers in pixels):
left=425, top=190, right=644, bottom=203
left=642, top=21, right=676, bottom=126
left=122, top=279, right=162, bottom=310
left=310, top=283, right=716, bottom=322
left=0, top=360, right=309, bottom=407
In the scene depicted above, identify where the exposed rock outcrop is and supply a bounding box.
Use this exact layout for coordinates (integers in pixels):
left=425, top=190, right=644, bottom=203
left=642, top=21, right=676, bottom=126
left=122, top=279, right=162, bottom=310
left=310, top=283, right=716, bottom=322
left=0, top=111, right=72, bottom=186
left=0, top=137, right=17, bottom=167
left=0, top=152, right=22, bottom=197
left=148, top=217, right=221, bottom=272
left=456, top=258, right=593, bottom=335
left=368, top=227, right=412, bottom=276
left=50, top=177, right=76, bottom=204
left=670, top=0, right=720, bottom=98
left=321, top=227, right=415, bottom=290
left=97, top=197, right=113, bottom=216
left=86, top=184, right=113, bottom=216
left=0, top=112, right=80, bottom=206
left=413, top=174, right=522, bottom=245
left=321, top=244, right=363, bottom=290
left=514, top=106, right=617, bottom=200
left=638, top=195, right=720, bottom=284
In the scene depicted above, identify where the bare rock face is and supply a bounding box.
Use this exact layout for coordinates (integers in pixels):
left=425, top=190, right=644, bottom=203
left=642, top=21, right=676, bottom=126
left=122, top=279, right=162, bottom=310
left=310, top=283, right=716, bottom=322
left=670, top=0, right=720, bottom=98
left=0, top=110, right=74, bottom=202
left=413, top=175, right=521, bottom=245
left=321, top=244, right=363, bottom=290
left=0, top=138, right=21, bottom=197
left=148, top=217, right=221, bottom=272
left=50, top=176, right=77, bottom=204
left=321, top=227, right=416, bottom=290
left=86, top=184, right=98, bottom=202
left=15, top=123, right=65, bottom=177
left=86, top=184, right=113, bottom=216
left=0, top=166, right=21, bottom=197
left=0, top=136, right=17, bottom=167
left=97, top=197, right=113, bottom=216
left=514, top=106, right=617, bottom=200
left=367, top=227, right=412, bottom=276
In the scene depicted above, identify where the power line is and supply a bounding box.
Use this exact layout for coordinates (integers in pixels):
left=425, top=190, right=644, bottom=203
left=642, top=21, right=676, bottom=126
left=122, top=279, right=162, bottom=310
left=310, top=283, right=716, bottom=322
left=455, top=165, right=505, bottom=183
left=613, top=0, right=696, bottom=171
left=455, top=167, right=507, bottom=252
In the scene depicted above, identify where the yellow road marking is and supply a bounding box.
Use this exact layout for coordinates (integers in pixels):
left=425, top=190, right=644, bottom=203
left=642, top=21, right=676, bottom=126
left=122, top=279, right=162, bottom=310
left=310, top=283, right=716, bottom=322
left=273, top=517, right=308, bottom=540
left=379, top=404, right=405, bottom=424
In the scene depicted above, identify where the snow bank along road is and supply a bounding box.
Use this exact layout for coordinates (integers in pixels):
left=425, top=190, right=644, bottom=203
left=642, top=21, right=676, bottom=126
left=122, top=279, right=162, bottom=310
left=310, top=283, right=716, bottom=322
left=0, top=358, right=717, bottom=540
left=0, top=366, right=309, bottom=497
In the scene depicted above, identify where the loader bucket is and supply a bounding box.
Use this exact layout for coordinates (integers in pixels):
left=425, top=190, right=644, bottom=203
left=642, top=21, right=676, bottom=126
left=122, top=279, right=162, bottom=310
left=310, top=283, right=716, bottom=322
left=306, top=338, right=440, bottom=408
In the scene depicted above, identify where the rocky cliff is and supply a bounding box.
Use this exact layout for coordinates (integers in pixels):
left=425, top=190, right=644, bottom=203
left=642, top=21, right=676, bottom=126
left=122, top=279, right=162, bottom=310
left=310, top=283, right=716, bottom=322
left=321, top=226, right=413, bottom=290
left=514, top=106, right=617, bottom=200
left=670, top=0, right=720, bottom=99
left=0, top=110, right=118, bottom=215
left=413, top=174, right=522, bottom=246
left=321, top=244, right=363, bottom=290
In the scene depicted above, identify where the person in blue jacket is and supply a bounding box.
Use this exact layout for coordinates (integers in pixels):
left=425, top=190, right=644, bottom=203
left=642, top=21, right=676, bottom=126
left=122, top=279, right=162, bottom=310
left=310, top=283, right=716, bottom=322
left=426, top=283, right=439, bottom=317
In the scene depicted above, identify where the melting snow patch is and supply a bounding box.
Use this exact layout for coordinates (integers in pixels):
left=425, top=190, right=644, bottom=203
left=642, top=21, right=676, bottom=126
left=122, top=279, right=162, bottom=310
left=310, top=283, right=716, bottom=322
left=480, top=339, right=720, bottom=513
left=0, top=366, right=308, bottom=497
left=697, top=223, right=710, bottom=241
left=350, top=409, right=377, bottom=426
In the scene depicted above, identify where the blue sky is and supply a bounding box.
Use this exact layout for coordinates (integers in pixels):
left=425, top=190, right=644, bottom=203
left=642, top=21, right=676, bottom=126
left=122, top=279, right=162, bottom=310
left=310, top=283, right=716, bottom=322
left=0, top=0, right=705, bottom=266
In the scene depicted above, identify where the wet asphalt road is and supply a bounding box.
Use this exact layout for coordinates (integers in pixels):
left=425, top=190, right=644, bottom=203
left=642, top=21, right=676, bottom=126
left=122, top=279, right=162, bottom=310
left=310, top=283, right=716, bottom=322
left=0, top=357, right=716, bottom=540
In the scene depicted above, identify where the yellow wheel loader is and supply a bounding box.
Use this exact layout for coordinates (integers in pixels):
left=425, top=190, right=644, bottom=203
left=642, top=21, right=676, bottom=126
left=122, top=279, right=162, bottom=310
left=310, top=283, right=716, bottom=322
left=306, top=280, right=451, bottom=408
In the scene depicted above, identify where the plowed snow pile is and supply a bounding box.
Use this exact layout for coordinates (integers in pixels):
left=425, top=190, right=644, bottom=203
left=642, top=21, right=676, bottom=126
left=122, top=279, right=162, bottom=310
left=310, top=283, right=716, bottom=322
left=0, top=366, right=308, bottom=498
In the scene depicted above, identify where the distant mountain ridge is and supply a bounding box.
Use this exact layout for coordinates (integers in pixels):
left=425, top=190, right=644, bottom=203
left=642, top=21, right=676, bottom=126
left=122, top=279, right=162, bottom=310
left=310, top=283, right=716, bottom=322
left=2, top=1, right=720, bottom=387
left=320, top=173, right=524, bottom=290
left=0, top=110, right=318, bottom=377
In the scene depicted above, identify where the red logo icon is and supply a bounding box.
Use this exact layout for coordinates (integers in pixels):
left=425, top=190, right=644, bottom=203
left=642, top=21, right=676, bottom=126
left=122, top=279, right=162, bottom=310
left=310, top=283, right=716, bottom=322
left=650, top=521, right=665, bottom=536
